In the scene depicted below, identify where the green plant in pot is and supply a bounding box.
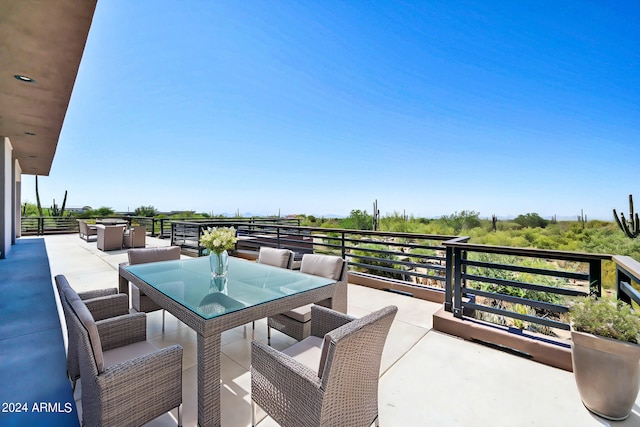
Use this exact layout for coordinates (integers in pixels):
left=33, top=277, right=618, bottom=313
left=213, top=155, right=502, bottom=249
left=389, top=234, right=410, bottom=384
left=569, top=296, right=640, bottom=420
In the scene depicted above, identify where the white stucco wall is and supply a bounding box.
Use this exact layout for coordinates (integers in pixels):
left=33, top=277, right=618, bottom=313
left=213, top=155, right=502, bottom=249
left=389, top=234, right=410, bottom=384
left=1, top=137, right=14, bottom=258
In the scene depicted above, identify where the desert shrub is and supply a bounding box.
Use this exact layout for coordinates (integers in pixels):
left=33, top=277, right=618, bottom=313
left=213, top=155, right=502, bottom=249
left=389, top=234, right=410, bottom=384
left=351, top=243, right=404, bottom=280
left=514, top=212, right=549, bottom=228
left=570, top=296, right=640, bottom=343
left=409, top=247, right=437, bottom=264
left=134, top=205, right=158, bottom=217
left=77, top=207, right=115, bottom=218
left=340, top=210, right=373, bottom=230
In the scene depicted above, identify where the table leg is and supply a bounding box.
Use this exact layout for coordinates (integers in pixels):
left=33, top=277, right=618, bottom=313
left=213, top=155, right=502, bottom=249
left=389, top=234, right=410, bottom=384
left=198, top=332, right=221, bottom=427
left=118, top=273, right=129, bottom=295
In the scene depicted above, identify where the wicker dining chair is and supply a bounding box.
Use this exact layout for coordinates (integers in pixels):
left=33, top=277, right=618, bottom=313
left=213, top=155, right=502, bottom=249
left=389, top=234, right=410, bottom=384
left=54, top=275, right=129, bottom=391
left=252, top=305, right=398, bottom=427
left=62, top=285, right=183, bottom=427
left=127, top=246, right=181, bottom=331
left=267, top=254, right=348, bottom=344
left=246, top=247, right=295, bottom=339
left=257, top=246, right=294, bottom=269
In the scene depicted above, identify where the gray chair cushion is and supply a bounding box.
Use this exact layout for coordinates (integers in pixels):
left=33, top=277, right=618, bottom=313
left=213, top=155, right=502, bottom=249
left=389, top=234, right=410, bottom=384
left=281, top=335, right=324, bottom=374
left=300, top=254, right=344, bottom=281
left=283, top=304, right=313, bottom=322
left=65, top=287, right=104, bottom=373
left=279, top=254, right=345, bottom=322
left=103, top=341, right=159, bottom=369
left=128, top=246, right=181, bottom=265
left=128, top=247, right=181, bottom=313
left=258, top=247, right=293, bottom=269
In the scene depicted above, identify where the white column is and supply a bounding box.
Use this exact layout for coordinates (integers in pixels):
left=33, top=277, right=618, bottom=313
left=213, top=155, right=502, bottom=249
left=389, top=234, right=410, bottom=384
left=14, top=159, right=22, bottom=241
left=0, top=137, right=14, bottom=258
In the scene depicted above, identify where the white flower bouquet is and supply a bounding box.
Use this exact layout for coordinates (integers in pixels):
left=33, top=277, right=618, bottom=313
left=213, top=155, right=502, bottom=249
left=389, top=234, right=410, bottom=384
left=200, top=226, right=237, bottom=254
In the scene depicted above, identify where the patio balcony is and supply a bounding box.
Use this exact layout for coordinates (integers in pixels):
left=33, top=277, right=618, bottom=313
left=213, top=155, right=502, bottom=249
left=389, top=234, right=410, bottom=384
left=1, top=232, right=639, bottom=426
left=2, top=3, right=639, bottom=424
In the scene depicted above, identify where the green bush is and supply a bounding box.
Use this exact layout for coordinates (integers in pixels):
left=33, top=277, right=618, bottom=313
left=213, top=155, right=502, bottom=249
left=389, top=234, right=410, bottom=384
left=76, top=207, right=115, bottom=219
left=570, top=296, right=640, bottom=344
left=340, top=210, right=373, bottom=230
left=514, top=213, right=549, bottom=228
left=134, top=205, right=158, bottom=217
left=437, top=210, right=481, bottom=234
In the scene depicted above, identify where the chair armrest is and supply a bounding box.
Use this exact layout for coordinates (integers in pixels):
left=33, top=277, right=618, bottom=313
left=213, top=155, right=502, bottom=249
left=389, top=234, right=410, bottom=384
left=96, top=345, right=183, bottom=426
left=310, top=305, right=355, bottom=338
left=79, top=288, right=118, bottom=300
left=251, top=341, right=323, bottom=425
left=84, top=294, right=129, bottom=321
left=252, top=340, right=322, bottom=397
left=97, top=313, right=147, bottom=351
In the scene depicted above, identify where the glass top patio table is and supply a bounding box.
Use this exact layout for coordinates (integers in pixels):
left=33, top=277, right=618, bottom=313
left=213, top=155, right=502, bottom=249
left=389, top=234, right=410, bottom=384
left=124, top=255, right=334, bottom=319
left=121, top=255, right=337, bottom=427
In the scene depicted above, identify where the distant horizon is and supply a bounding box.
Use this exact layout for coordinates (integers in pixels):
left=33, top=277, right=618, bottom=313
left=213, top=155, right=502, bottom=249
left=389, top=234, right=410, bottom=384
left=19, top=1, right=640, bottom=223
left=24, top=202, right=618, bottom=223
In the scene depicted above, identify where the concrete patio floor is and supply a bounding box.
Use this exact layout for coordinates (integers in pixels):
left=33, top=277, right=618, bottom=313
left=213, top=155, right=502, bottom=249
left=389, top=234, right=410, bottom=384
left=41, top=233, right=640, bottom=426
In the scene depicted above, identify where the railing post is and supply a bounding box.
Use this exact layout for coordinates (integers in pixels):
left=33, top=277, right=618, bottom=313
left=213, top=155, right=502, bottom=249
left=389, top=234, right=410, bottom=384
left=453, top=247, right=463, bottom=318
left=276, top=227, right=281, bottom=249
left=589, top=259, right=602, bottom=297
left=444, top=245, right=453, bottom=312
left=198, top=224, right=204, bottom=256
left=616, top=266, right=633, bottom=305
left=341, top=232, right=346, bottom=259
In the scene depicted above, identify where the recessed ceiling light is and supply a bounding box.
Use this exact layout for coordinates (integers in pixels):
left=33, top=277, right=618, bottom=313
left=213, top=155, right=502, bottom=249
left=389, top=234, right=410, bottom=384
left=14, top=75, right=35, bottom=83
left=24, top=132, right=36, bottom=136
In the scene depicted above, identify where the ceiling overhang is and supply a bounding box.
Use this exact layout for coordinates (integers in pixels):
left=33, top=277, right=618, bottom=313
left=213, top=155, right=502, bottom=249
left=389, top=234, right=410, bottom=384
left=0, top=0, right=97, bottom=176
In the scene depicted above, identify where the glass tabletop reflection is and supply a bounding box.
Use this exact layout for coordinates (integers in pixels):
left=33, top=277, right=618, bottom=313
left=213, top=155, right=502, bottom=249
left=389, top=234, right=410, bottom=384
left=124, top=256, right=334, bottom=319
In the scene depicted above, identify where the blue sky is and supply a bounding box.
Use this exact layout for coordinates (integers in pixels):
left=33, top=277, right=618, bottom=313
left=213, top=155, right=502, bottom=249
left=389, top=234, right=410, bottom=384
left=22, top=1, right=640, bottom=220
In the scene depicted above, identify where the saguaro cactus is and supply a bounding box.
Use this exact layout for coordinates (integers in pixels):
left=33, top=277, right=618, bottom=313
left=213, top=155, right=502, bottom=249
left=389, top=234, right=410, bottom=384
left=372, top=199, right=380, bottom=231
left=35, top=175, right=68, bottom=217
left=50, top=191, right=68, bottom=217
left=35, top=175, right=43, bottom=217
left=613, top=194, right=640, bottom=238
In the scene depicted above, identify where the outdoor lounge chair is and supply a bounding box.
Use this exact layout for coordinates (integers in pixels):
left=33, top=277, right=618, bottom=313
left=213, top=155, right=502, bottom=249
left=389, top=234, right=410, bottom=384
left=128, top=246, right=181, bottom=331
left=54, top=275, right=129, bottom=390
left=251, top=305, right=397, bottom=427
left=78, top=220, right=97, bottom=242
left=124, top=225, right=146, bottom=248
left=62, top=285, right=183, bottom=427
left=96, top=224, right=125, bottom=251
left=267, top=254, right=348, bottom=344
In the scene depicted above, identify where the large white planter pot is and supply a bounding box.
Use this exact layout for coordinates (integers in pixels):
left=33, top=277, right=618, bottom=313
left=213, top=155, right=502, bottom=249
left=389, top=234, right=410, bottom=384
left=571, top=330, right=640, bottom=420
